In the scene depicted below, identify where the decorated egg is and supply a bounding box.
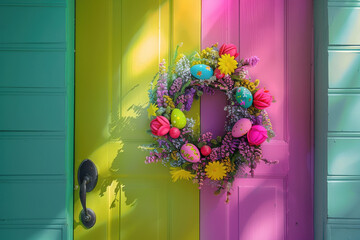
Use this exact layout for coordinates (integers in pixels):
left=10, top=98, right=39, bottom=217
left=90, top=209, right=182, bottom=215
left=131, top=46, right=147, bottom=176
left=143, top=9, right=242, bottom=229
left=190, top=64, right=213, bottom=80
left=180, top=143, right=201, bottom=163
left=171, top=109, right=187, bottom=129
left=169, top=127, right=180, bottom=139
left=235, top=87, right=253, bottom=108
left=232, top=118, right=252, bottom=138
left=200, top=145, right=212, bottom=156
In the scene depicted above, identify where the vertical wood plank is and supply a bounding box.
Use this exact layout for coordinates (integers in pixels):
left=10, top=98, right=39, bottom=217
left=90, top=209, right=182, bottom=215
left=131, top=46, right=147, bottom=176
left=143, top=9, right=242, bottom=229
left=314, top=0, right=328, bottom=238
left=201, top=0, right=313, bottom=239
left=287, top=0, right=314, bottom=239
left=74, top=0, right=200, bottom=239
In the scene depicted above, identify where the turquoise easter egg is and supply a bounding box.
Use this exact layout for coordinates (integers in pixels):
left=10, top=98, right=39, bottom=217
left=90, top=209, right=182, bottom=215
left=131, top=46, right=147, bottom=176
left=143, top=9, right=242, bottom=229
left=190, top=64, right=213, bottom=80
left=235, top=87, right=253, bottom=108
left=171, top=109, right=187, bottom=129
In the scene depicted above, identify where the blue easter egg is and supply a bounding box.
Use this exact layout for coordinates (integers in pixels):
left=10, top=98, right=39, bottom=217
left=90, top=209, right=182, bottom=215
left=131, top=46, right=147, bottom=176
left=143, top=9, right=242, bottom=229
left=235, top=87, right=253, bottom=108
left=190, top=64, right=213, bottom=80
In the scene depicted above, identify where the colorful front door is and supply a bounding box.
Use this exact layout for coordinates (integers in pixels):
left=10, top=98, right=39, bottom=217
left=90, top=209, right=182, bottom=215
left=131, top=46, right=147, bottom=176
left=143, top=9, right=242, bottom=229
left=74, top=0, right=200, bottom=239
left=200, top=0, right=313, bottom=240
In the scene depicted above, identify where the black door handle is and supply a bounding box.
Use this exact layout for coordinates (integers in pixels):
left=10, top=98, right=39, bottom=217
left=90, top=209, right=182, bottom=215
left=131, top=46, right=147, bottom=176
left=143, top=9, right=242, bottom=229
left=78, top=159, right=98, bottom=229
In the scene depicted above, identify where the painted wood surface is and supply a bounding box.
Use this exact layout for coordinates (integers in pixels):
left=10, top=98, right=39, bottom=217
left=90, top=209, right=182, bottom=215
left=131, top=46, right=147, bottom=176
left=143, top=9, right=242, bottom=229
left=200, top=0, right=313, bottom=239
left=0, top=0, right=74, bottom=239
left=315, top=0, right=360, bottom=239
left=74, top=0, right=200, bottom=239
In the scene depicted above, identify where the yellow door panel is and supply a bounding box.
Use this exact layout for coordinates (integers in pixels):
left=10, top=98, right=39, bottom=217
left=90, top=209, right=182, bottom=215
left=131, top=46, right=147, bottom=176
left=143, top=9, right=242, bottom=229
left=74, top=0, right=200, bottom=239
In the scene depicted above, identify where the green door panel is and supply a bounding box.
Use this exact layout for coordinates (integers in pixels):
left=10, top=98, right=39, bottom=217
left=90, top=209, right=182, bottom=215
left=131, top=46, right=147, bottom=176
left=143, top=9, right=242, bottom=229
left=0, top=134, right=65, bottom=175
left=328, top=5, right=360, bottom=45
left=328, top=180, right=360, bottom=218
left=0, top=5, right=66, bottom=43
left=74, top=0, right=200, bottom=239
left=328, top=138, right=360, bottom=175
left=0, top=228, right=63, bottom=240
left=327, top=225, right=360, bottom=240
left=0, top=51, right=66, bottom=88
left=0, top=94, right=65, bottom=130
left=315, top=0, right=360, bottom=239
left=0, top=180, right=66, bottom=219
left=328, top=51, right=360, bottom=89
left=328, top=95, right=360, bottom=131
left=0, top=1, right=74, bottom=240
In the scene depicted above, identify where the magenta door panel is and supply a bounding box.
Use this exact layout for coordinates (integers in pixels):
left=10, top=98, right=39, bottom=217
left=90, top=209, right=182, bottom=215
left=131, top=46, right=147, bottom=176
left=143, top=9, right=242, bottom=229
left=200, top=0, right=313, bottom=239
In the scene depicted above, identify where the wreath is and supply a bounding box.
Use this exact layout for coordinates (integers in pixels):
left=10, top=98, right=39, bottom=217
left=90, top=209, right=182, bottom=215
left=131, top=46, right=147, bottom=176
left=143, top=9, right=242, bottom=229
left=142, top=43, right=276, bottom=202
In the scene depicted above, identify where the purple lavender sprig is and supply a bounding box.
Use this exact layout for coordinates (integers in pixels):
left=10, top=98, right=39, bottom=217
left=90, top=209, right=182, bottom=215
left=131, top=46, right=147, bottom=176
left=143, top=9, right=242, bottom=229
left=200, top=85, right=215, bottom=95
left=209, top=147, right=221, bottom=161
left=145, top=150, right=168, bottom=164
left=169, top=77, right=183, bottom=96
left=242, top=56, right=260, bottom=67
left=184, top=88, right=196, bottom=111
left=198, top=132, right=213, bottom=144
left=175, top=88, right=196, bottom=111
left=176, top=95, right=186, bottom=111
left=217, top=75, right=234, bottom=90
left=156, top=76, right=169, bottom=107
left=238, top=137, right=263, bottom=177
left=220, top=132, right=240, bottom=158
left=157, top=138, right=170, bottom=149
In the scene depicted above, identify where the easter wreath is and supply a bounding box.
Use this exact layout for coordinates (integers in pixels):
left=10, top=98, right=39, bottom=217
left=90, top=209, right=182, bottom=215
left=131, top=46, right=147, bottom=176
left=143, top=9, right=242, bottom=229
left=142, top=43, right=276, bottom=202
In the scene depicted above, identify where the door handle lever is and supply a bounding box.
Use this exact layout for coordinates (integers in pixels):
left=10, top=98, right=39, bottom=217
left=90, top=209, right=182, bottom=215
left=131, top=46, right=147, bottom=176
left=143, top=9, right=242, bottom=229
left=78, top=159, right=98, bottom=229
left=80, top=175, right=91, bottom=220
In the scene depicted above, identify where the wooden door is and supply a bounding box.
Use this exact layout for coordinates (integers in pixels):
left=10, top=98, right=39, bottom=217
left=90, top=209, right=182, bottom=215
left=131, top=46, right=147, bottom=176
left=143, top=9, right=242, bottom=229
left=0, top=1, right=74, bottom=239
left=315, top=0, right=360, bottom=239
left=200, top=1, right=314, bottom=239
left=74, top=0, right=200, bottom=239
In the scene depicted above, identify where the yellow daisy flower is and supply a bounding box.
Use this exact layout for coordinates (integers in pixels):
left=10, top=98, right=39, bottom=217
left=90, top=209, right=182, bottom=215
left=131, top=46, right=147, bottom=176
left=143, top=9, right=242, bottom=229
left=218, top=54, right=238, bottom=75
left=170, top=167, right=195, bottom=182
left=205, top=161, right=227, bottom=181
left=147, top=103, right=158, bottom=119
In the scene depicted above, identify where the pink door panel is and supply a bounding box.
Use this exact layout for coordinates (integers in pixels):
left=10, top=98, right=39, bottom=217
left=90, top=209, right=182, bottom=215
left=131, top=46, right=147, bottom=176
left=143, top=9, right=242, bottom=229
left=200, top=0, right=313, bottom=239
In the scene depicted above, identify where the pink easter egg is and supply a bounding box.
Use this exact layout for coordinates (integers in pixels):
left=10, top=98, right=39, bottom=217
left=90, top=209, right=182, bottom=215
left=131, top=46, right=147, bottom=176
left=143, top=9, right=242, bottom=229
left=200, top=145, right=212, bottom=156
left=180, top=143, right=200, bottom=163
left=232, top=118, right=252, bottom=138
left=169, top=127, right=180, bottom=139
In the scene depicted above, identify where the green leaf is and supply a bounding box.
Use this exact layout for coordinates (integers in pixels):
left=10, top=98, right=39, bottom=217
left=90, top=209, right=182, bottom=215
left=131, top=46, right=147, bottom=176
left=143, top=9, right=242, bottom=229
left=197, top=141, right=206, bottom=148
left=176, top=102, right=183, bottom=109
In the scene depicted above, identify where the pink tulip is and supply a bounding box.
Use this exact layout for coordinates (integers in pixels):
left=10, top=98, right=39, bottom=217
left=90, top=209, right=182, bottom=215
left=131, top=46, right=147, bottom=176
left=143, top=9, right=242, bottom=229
left=247, top=125, right=268, bottom=145
left=150, top=116, right=170, bottom=136
left=253, top=88, right=272, bottom=109
left=219, top=43, right=239, bottom=58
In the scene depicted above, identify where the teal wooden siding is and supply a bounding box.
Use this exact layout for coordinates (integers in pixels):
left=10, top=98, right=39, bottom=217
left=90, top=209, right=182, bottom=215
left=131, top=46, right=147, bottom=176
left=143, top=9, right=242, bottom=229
left=315, top=0, right=360, bottom=239
left=0, top=1, right=74, bottom=240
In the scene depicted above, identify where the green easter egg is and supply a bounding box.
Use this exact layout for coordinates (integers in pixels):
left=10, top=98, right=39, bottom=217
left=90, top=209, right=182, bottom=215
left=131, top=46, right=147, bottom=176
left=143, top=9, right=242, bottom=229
left=235, top=87, right=253, bottom=108
left=171, top=109, right=187, bottom=129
